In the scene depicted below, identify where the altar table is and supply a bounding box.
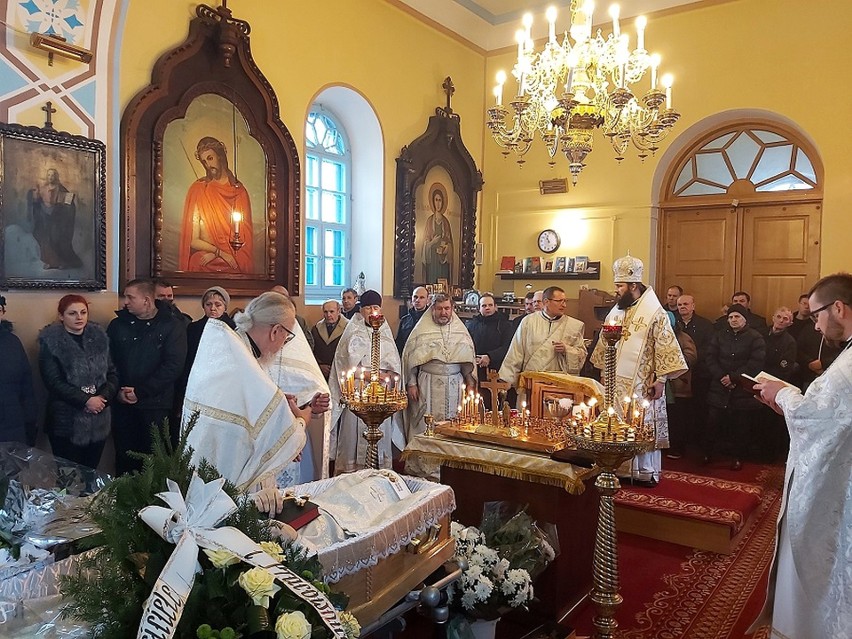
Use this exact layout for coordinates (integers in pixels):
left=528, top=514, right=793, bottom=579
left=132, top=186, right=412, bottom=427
left=403, top=434, right=600, bottom=622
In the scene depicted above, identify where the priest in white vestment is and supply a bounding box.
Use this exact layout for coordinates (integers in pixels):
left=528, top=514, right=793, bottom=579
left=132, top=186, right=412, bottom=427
left=591, top=253, right=688, bottom=486
left=328, top=290, right=402, bottom=474
left=182, top=292, right=312, bottom=492
left=401, top=294, right=476, bottom=447
left=263, top=324, right=332, bottom=484
left=753, top=273, right=852, bottom=638
left=499, top=286, right=586, bottom=403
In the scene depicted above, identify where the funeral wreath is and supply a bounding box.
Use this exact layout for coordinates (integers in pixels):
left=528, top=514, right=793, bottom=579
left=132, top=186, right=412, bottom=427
left=61, top=421, right=360, bottom=639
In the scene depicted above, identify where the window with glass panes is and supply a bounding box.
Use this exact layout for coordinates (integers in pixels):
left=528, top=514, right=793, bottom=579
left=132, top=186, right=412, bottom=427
left=305, top=111, right=350, bottom=298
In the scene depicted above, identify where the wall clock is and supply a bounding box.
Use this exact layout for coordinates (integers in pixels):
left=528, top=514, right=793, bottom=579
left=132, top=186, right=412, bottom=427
left=537, top=229, right=561, bottom=254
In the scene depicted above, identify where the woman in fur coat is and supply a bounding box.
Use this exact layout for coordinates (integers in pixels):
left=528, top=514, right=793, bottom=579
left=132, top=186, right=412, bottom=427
left=38, top=294, right=118, bottom=469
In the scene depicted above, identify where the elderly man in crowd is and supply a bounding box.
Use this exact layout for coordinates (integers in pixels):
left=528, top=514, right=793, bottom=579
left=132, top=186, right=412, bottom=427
left=311, top=299, right=348, bottom=380
left=500, top=286, right=586, bottom=404
left=401, top=294, right=476, bottom=450
left=395, top=286, right=429, bottom=354
left=592, top=254, right=687, bottom=486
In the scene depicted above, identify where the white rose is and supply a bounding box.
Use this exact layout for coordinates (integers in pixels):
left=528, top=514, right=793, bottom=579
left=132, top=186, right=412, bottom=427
left=275, top=610, right=312, bottom=639
left=203, top=548, right=240, bottom=568
left=238, top=566, right=281, bottom=608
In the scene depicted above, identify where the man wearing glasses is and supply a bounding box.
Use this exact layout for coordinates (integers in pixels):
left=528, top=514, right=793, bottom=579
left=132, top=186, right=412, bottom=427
left=499, top=285, right=587, bottom=404
left=754, top=273, right=852, bottom=638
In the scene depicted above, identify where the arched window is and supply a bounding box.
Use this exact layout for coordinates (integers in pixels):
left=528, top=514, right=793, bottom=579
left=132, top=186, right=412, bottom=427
left=670, top=126, right=818, bottom=197
left=305, top=109, right=351, bottom=299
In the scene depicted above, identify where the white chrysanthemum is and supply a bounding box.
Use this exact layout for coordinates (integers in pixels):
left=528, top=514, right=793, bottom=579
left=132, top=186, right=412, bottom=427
left=541, top=538, right=556, bottom=562
left=473, top=575, right=494, bottom=601
left=472, top=546, right=499, bottom=571
left=500, top=569, right=533, bottom=607
left=337, top=611, right=361, bottom=639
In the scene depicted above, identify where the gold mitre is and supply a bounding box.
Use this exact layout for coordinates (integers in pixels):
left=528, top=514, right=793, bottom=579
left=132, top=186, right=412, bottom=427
left=613, top=251, right=644, bottom=283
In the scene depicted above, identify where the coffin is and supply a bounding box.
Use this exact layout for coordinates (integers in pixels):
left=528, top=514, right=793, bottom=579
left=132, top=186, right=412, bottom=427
left=289, top=470, right=456, bottom=626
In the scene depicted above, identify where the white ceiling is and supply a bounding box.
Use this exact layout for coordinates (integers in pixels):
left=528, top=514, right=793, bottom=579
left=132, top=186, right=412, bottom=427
left=397, top=0, right=706, bottom=50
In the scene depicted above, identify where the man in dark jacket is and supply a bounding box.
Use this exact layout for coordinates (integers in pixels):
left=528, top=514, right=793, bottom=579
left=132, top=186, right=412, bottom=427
left=714, top=291, right=768, bottom=332
left=702, top=304, right=766, bottom=470
left=154, top=278, right=192, bottom=327
left=758, top=306, right=798, bottom=461
left=341, top=288, right=361, bottom=320
left=466, top=294, right=514, bottom=408
left=108, top=279, right=187, bottom=475
left=0, top=296, right=37, bottom=445
left=395, top=286, right=429, bottom=354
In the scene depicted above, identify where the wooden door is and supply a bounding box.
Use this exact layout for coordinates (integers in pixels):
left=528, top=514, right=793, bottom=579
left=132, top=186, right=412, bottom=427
left=740, top=202, right=822, bottom=319
left=659, top=202, right=821, bottom=321
left=659, top=206, right=737, bottom=320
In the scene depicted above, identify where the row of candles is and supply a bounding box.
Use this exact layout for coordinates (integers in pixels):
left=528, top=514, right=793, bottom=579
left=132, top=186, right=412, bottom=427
left=568, top=394, right=655, bottom=443
left=339, top=367, right=405, bottom=403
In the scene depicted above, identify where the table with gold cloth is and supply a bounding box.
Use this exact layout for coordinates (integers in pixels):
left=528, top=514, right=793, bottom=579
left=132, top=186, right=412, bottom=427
left=402, top=433, right=600, bottom=623
left=401, top=433, right=595, bottom=494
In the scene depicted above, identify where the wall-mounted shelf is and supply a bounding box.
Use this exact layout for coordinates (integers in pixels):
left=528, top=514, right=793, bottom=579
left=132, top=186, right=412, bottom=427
left=498, top=271, right=600, bottom=281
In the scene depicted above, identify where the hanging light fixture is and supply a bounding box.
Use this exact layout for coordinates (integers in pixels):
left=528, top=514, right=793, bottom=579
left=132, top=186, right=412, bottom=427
left=486, top=1, right=681, bottom=185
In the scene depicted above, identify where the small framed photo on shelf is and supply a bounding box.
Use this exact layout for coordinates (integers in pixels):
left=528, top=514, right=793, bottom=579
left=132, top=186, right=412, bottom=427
left=544, top=258, right=554, bottom=273
left=554, top=256, right=567, bottom=273
left=574, top=256, right=589, bottom=273
left=435, top=278, right=448, bottom=294
left=425, top=284, right=434, bottom=295
left=464, top=289, right=481, bottom=306
left=452, top=285, right=463, bottom=301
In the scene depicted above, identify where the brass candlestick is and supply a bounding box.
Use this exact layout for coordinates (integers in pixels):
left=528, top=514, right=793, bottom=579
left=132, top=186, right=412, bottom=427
left=564, top=323, right=655, bottom=639
left=339, top=312, right=407, bottom=469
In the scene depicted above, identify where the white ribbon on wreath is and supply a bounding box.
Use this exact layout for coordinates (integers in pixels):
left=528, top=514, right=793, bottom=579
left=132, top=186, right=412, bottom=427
left=137, top=473, right=345, bottom=639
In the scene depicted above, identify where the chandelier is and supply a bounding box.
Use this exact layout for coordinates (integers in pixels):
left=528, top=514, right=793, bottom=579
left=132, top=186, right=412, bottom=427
left=486, top=1, right=680, bottom=185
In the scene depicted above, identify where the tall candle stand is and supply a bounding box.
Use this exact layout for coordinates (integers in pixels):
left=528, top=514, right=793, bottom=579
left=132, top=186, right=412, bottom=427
left=339, top=311, right=407, bottom=469
left=564, top=323, right=655, bottom=639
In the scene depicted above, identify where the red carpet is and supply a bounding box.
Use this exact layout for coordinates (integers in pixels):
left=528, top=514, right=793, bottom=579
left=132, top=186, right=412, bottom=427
left=615, top=470, right=764, bottom=538
left=572, top=461, right=783, bottom=639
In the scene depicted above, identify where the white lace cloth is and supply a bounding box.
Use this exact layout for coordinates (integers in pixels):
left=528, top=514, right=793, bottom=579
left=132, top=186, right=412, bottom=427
left=288, top=470, right=455, bottom=583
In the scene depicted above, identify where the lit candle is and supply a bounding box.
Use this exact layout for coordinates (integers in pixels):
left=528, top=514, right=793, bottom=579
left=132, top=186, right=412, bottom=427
left=566, top=66, right=575, bottom=94
left=515, top=29, right=525, bottom=68
left=522, top=12, right=533, bottom=42
left=635, top=15, right=646, bottom=50
left=546, top=6, right=557, bottom=44
left=650, top=53, right=660, bottom=89
left=662, top=73, right=673, bottom=109
left=609, top=4, right=620, bottom=38
left=495, top=70, right=506, bottom=106
left=231, top=210, right=242, bottom=235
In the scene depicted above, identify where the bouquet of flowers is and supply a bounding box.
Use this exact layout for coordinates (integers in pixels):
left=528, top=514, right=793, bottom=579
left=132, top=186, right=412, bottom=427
left=448, top=502, right=557, bottom=632
left=61, top=421, right=361, bottom=639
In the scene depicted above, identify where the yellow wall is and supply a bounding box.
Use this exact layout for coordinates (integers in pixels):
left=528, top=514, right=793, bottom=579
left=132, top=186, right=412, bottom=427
left=6, top=0, right=851, bottom=357
left=480, top=0, right=852, bottom=299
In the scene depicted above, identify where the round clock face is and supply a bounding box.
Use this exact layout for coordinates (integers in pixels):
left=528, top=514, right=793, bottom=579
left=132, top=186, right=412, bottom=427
left=537, top=229, right=560, bottom=254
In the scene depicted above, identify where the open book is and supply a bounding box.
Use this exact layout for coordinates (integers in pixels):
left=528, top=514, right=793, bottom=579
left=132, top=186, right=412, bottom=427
left=739, top=371, right=797, bottom=394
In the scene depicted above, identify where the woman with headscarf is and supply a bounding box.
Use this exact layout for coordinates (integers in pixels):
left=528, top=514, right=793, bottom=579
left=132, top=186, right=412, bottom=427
left=184, top=285, right=235, bottom=374
left=38, top=294, right=117, bottom=468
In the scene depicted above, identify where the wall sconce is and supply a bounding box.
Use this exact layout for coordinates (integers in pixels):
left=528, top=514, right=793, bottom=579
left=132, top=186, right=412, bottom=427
left=29, top=33, right=93, bottom=65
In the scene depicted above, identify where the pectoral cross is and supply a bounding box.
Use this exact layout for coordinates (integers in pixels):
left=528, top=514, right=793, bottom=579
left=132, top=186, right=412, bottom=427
left=479, top=370, right=511, bottom=427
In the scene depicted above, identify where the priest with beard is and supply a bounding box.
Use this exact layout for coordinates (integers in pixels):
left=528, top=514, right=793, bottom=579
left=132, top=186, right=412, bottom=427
left=499, top=286, right=587, bottom=404
left=591, top=253, right=688, bottom=487
left=327, top=290, right=402, bottom=474
left=401, top=294, right=476, bottom=456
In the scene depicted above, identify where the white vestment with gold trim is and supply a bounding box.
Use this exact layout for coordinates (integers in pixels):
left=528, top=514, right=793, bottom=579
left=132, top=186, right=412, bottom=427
left=328, top=314, right=402, bottom=474
left=591, top=287, right=687, bottom=482
left=182, top=318, right=305, bottom=492
left=498, top=312, right=586, bottom=399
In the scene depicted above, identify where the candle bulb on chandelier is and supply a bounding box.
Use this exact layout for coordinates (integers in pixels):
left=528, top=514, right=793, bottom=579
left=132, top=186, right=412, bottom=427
left=609, top=4, right=620, bottom=38
left=662, top=73, right=673, bottom=109
left=546, top=6, right=557, bottom=44
left=522, top=12, right=533, bottom=42
left=650, top=53, right=660, bottom=89
left=635, top=15, right=646, bottom=51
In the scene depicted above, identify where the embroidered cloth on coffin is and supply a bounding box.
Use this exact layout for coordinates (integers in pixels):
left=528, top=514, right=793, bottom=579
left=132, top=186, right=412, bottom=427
left=287, top=469, right=455, bottom=583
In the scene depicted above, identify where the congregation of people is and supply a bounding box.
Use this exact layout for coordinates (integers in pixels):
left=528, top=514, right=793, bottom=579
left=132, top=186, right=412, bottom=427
left=0, top=268, right=843, bottom=481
